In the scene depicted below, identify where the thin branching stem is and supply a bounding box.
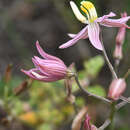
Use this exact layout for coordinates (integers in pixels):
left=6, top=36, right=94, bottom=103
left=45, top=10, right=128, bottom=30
left=100, top=34, right=118, bottom=79
left=98, top=119, right=111, bottom=130
left=100, top=33, right=118, bottom=130
left=74, top=74, right=112, bottom=104
left=116, top=97, right=130, bottom=110
left=99, top=97, right=130, bottom=130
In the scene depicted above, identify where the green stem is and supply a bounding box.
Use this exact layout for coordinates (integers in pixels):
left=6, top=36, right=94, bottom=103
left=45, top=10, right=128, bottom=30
left=74, top=75, right=111, bottom=104
left=100, top=34, right=118, bottom=79
left=4, top=85, right=9, bottom=112
left=109, top=102, right=116, bottom=130
left=100, top=34, right=118, bottom=129
left=99, top=119, right=111, bottom=130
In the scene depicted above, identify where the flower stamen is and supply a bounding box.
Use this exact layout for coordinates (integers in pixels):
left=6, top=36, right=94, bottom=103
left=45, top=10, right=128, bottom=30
left=80, top=1, right=98, bottom=23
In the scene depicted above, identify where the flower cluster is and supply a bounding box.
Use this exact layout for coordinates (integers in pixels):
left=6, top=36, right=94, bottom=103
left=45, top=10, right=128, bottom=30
left=22, top=1, right=130, bottom=83
left=21, top=1, right=130, bottom=129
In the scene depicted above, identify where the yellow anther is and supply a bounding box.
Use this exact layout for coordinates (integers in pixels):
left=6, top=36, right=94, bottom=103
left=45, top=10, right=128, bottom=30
left=81, top=1, right=94, bottom=10
left=80, top=6, right=89, bottom=15
left=80, top=1, right=98, bottom=23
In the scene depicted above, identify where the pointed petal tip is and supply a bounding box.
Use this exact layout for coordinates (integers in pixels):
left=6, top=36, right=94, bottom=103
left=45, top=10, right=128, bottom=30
left=59, top=45, right=65, bottom=49
left=36, top=40, right=39, bottom=46
left=32, top=57, right=35, bottom=61
left=34, top=56, right=39, bottom=59
left=21, top=69, right=28, bottom=74
left=70, top=1, right=74, bottom=5
left=121, top=12, right=127, bottom=17
left=59, top=42, right=72, bottom=49
left=109, top=12, right=116, bottom=17
left=32, top=57, right=38, bottom=64
left=36, top=40, right=40, bottom=48
left=69, top=0, right=87, bottom=24
left=70, top=1, right=76, bottom=9
left=68, top=33, right=76, bottom=38
left=21, top=69, right=25, bottom=72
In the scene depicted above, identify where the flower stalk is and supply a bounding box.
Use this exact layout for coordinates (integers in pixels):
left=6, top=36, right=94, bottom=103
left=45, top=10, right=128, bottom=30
left=100, top=33, right=118, bottom=79
left=74, top=74, right=111, bottom=104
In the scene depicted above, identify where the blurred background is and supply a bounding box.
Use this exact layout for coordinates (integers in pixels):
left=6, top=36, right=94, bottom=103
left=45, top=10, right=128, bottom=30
left=0, top=0, right=130, bottom=130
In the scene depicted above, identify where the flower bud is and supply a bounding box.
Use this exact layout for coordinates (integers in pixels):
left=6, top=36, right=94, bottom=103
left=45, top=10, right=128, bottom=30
left=113, top=44, right=123, bottom=60
left=116, top=12, right=127, bottom=46
left=113, top=12, right=127, bottom=60
left=108, top=78, right=126, bottom=100
left=84, top=114, right=97, bottom=130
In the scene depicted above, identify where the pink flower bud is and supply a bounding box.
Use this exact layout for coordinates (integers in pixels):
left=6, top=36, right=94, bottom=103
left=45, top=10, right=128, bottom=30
left=108, top=78, right=126, bottom=100
left=116, top=12, right=127, bottom=45
left=21, top=41, right=73, bottom=82
left=84, top=114, right=97, bottom=130
left=113, top=44, right=123, bottom=59
left=114, top=12, right=127, bottom=59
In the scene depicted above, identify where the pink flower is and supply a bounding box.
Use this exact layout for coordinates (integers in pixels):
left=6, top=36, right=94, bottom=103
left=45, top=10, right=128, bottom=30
left=114, top=12, right=127, bottom=59
left=108, top=78, right=126, bottom=100
left=59, top=1, right=130, bottom=51
left=21, top=41, right=72, bottom=82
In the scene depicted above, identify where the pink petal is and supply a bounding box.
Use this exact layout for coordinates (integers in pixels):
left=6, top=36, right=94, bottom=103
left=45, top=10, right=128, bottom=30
left=88, top=22, right=103, bottom=50
left=32, top=57, right=39, bottom=68
left=36, top=41, right=63, bottom=63
left=96, top=12, right=116, bottom=22
left=33, top=56, right=67, bottom=77
left=21, top=69, right=61, bottom=82
left=34, top=56, right=67, bottom=69
left=67, top=33, right=77, bottom=38
left=121, top=12, right=127, bottom=17
left=84, top=114, right=91, bottom=130
left=21, top=68, right=40, bottom=79
left=59, top=26, right=88, bottom=49
left=32, top=57, right=50, bottom=76
left=99, top=16, right=130, bottom=28
left=68, top=33, right=88, bottom=39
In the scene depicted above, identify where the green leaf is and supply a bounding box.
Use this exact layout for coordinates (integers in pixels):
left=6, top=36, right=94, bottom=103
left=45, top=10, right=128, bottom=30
left=84, top=55, right=104, bottom=78
left=78, top=70, right=87, bottom=80
left=75, top=97, right=85, bottom=107
left=38, top=123, right=52, bottom=130
left=87, top=85, right=106, bottom=97
left=119, top=126, right=129, bottom=130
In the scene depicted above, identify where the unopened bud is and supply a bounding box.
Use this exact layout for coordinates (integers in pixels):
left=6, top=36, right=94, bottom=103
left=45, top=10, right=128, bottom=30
left=108, top=78, right=126, bottom=101
left=72, top=107, right=88, bottom=130
left=84, top=114, right=97, bottom=130
left=113, top=44, right=123, bottom=60
left=116, top=12, right=127, bottom=46
left=113, top=12, right=127, bottom=60
left=91, top=125, right=98, bottom=130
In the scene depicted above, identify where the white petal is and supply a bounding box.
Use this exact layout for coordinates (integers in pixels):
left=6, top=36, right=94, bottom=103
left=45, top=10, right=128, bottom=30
left=70, top=1, right=88, bottom=24
left=31, top=71, right=46, bottom=79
